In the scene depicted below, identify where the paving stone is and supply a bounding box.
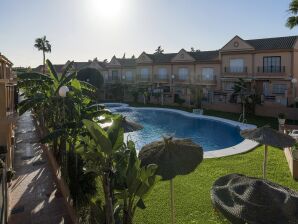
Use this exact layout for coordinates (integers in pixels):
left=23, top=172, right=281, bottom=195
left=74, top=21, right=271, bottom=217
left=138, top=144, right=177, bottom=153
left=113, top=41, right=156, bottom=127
left=8, top=112, right=72, bottom=224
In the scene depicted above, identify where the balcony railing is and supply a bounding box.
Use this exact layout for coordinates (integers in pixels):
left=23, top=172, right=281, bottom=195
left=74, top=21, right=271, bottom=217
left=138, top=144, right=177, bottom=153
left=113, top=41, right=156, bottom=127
left=257, top=66, right=285, bottom=73
left=195, top=75, right=217, bottom=83
left=136, top=74, right=151, bottom=82
left=224, top=66, right=248, bottom=74
left=153, top=74, right=169, bottom=82
left=5, top=84, right=17, bottom=116
left=172, top=75, right=191, bottom=83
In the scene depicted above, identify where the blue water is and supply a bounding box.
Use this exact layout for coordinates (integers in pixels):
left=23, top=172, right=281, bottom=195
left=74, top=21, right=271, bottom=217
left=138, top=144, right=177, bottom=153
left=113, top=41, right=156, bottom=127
left=111, top=107, right=243, bottom=151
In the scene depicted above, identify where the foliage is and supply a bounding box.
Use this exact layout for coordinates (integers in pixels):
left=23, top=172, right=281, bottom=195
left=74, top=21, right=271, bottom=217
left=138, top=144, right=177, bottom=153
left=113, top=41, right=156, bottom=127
left=190, top=86, right=203, bottom=108
left=77, top=67, right=104, bottom=90
left=154, top=46, right=164, bottom=54
left=109, top=83, right=125, bottom=101
left=78, top=118, right=158, bottom=224
left=286, top=0, right=298, bottom=29
left=115, top=141, right=158, bottom=224
left=174, top=94, right=185, bottom=105
left=278, top=113, right=286, bottom=119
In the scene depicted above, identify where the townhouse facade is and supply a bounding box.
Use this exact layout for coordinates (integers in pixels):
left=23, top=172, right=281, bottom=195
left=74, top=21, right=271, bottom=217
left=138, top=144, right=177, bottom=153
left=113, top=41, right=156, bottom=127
left=0, top=53, right=17, bottom=222
left=34, top=35, right=298, bottom=107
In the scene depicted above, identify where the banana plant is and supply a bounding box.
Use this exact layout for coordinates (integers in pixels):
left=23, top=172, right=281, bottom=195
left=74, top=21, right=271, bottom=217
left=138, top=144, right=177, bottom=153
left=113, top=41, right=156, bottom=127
left=77, top=117, right=125, bottom=224
left=115, top=140, right=158, bottom=224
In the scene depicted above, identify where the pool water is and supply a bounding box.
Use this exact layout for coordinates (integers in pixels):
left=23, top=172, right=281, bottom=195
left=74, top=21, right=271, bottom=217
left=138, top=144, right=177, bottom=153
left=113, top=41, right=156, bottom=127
left=111, top=106, right=243, bottom=151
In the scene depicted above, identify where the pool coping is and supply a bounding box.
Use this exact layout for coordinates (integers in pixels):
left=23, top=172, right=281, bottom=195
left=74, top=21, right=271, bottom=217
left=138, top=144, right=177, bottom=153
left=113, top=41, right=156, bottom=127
left=104, top=103, right=259, bottom=158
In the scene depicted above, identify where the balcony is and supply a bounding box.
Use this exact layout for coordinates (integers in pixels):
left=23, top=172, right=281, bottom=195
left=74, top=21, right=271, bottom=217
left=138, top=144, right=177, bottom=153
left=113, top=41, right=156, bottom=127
left=105, top=76, right=121, bottom=84
left=257, top=66, right=286, bottom=75
left=172, top=75, right=191, bottom=84
left=223, top=66, right=248, bottom=74
left=195, top=75, right=217, bottom=85
left=136, top=74, right=151, bottom=83
left=122, top=78, right=135, bottom=84
left=153, top=74, right=169, bottom=83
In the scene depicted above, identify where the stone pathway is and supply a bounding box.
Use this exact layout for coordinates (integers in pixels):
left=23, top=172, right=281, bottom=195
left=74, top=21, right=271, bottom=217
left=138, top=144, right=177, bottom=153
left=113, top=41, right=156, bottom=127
left=8, top=112, right=72, bottom=224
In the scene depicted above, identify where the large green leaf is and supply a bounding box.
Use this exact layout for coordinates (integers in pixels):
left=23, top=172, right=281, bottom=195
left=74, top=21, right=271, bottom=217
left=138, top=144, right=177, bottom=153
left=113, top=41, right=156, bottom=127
left=82, top=119, right=112, bottom=154
left=46, top=59, right=59, bottom=82
left=107, top=115, right=124, bottom=151
left=61, top=61, right=75, bottom=79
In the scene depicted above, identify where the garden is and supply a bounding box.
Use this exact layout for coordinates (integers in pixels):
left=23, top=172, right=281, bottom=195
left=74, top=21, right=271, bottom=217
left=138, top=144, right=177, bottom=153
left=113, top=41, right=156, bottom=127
left=18, top=61, right=298, bottom=224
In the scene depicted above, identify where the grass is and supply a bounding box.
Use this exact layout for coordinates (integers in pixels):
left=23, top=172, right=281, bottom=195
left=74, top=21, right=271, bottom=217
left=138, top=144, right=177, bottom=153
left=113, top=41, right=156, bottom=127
left=125, top=102, right=298, bottom=223
left=134, top=146, right=297, bottom=224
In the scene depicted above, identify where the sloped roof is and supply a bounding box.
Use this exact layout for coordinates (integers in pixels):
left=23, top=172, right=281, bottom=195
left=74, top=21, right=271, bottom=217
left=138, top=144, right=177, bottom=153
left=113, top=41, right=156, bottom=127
left=147, top=53, right=177, bottom=63
left=116, top=58, right=136, bottom=67
left=144, top=51, right=219, bottom=64
left=189, top=50, right=219, bottom=61
left=34, top=60, right=107, bottom=73
left=245, top=36, right=298, bottom=50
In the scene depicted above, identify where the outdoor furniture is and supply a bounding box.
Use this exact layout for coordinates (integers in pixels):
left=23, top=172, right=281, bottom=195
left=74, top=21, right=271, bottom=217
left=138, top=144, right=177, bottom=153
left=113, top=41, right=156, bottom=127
left=211, top=173, right=298, bottom=224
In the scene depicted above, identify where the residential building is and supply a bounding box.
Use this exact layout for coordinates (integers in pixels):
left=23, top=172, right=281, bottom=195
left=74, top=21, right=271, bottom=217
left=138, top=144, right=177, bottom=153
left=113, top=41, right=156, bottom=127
left=0, top=53, right=17, bottom=223
left=220, top=35, right=298, bottom=106
left=33, top=35, right=298, bottom=107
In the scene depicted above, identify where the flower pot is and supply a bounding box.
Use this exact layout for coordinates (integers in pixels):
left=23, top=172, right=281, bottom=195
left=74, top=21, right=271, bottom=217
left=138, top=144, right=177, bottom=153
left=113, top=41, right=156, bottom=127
left=278, top=118, right=286, bottom=125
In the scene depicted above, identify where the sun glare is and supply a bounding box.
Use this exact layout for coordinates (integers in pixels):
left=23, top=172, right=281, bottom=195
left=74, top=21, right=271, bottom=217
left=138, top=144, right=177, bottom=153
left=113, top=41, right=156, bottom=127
left=89, top=0, right=124, bottom=20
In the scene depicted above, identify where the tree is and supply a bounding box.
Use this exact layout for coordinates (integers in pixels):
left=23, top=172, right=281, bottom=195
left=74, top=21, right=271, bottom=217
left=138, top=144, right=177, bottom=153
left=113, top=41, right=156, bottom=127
left=123, top=53, right=126, bottom=59
left=34, top=36, right=51, bottom=74
left=103, top=59, right=108, bottom=63
left=131, top=55, right=135, bottom=59
left=286, top=0, right=298, bottom=29
left=154, top=46, right=164, bottom=54
left=190, top=47, right=195, bottom=52
left=77, top=67, right=104, bottom=90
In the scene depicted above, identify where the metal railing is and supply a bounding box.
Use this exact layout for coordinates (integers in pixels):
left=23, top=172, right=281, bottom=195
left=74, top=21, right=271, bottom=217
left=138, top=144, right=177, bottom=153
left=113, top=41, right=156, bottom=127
left=224, top=66, right=248, bottom=73
left=136, top=74, right=151, bottom=82
left=153, top=74, right=169, bottom=82
left=257, top=66, right=285, bottom=73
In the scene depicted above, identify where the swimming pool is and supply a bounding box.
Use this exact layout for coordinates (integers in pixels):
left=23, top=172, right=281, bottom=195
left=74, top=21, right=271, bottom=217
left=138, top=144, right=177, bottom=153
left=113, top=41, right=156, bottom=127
left=104, top=103, right=258, bottom=158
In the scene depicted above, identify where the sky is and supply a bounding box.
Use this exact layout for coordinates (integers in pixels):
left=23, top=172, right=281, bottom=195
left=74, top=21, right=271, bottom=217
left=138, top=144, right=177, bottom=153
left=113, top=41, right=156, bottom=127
left=0, top=0, right=297, bottom=67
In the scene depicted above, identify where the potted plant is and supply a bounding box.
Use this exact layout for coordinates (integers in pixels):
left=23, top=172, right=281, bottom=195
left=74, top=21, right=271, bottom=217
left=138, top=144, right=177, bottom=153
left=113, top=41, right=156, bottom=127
left=278, top=113, right=286, bottom=125
left=292, top=143, right=298, bottom=160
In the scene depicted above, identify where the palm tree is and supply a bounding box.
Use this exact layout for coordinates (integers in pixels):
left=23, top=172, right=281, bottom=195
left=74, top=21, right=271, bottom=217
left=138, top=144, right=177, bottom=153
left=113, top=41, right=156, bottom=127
left=286, top=0, right=298, bottom=29
left=34, top=36, right=52, bottom=73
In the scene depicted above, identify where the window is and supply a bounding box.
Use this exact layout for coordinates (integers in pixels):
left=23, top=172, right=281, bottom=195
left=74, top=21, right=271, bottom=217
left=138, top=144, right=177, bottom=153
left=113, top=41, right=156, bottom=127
left=202, top=68, right=214, bottom=80
left=125, top=71, right=133, bottom=80
left=272, top=84, right=287, bottom=94
left=140, top=68, right=149, bottom=80
left=178, top=68, right=189, bottom=80
left=158, top=68, right=167, bottom=80
left=112, top=70, right=119, bottom=80
left=263, top=56, right=281, bottom=72
left=223, top=82, right=234, bottom=91
left=229, top=59, right=244, bottom=72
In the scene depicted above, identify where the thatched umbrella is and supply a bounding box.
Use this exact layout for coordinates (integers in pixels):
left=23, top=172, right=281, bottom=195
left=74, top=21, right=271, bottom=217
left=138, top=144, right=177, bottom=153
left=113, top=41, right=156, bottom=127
left=241, top=126, right=295, bottom=179
left=121, top=117, right=143, bottom=133
left=211, top=173, right=298, bottom=223
left=139, top=137, right=203, bottom=224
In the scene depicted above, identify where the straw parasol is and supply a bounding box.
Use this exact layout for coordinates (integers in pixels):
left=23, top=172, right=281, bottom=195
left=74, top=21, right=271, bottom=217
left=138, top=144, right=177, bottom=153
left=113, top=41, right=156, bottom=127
left=211, top=173, right=298, bottom=224
left=139, top=137, right=203, bottom=224
left=241, top=126, right=295, bottom=179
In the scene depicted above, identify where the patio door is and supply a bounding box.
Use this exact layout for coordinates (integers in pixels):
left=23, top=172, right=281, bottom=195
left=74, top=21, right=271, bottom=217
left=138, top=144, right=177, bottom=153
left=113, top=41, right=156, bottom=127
left=263, top=81, right=269, bottom=96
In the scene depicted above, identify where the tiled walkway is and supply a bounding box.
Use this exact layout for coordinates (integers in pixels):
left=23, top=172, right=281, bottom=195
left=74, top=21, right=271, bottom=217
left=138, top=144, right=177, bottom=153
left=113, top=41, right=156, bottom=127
left=8, top=112, right=72, bottom=224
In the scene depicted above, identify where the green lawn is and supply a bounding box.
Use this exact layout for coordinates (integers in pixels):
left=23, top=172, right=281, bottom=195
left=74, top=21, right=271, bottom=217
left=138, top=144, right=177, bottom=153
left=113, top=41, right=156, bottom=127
left=126, top=102, right=298, bottom=223
left=134, top=146, right=297, bottom=224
